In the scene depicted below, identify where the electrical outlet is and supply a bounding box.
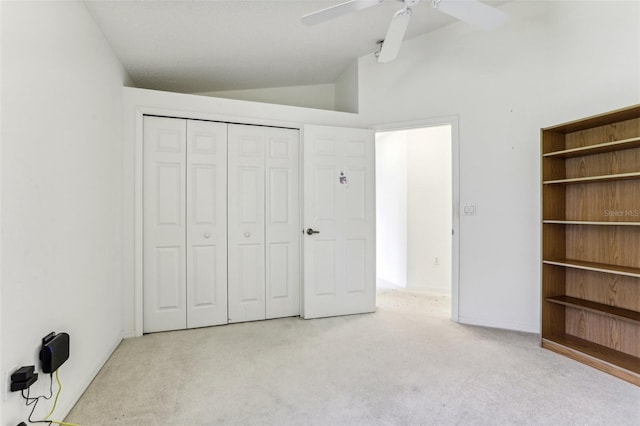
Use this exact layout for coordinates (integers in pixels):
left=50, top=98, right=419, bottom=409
left=3, top=365, right=19, bottom=401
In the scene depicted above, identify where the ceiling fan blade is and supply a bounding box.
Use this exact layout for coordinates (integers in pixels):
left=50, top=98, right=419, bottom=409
left=302, top=0, right=383, bottom=26
left=377, top=8, right=412, bottom=63
left=434, top=0, right=507, bottom=31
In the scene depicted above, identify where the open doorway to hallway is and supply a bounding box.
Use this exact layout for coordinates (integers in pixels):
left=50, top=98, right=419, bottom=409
left=375, top=124, right=453, bottom=298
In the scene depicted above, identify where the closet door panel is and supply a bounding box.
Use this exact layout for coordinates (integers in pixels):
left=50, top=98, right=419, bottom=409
left=186, top=120, right=228, bottom=328
left=238, top=244, right=262, bottom=301
left=143, top=116, right=187, bottom=333
left=228, top=124, right=266, bottom=323
left=266, top=128, right=300, bottom=319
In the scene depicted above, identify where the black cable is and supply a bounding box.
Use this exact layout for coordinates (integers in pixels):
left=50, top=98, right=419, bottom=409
left=21, top=373, right=53, bottom=402
left=20, top=375, right=54, bottom=425
left=23, top=389, right=51, bottom=425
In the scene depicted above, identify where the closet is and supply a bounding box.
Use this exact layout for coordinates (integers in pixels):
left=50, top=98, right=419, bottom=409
left=143, top=116, right=299, bottom=333
left=227, top=124, right=300, bottom=323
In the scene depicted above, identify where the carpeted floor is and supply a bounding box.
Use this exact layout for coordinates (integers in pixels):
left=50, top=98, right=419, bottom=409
left=67, top=289, right=640, bottom=425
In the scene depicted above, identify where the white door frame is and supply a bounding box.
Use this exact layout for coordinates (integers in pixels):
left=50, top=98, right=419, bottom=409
left=372, top=116, right=460, bottom=322
left=132, top=106, right=304, bottom=336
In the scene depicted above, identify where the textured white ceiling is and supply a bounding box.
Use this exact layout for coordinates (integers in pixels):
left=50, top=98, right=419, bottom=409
left=84, top=0, right=505, bottom=93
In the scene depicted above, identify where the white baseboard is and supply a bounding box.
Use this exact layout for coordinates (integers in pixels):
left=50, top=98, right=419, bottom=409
left=406, top=286, right=451, bottom=296
left=376, top=278, right=406, bottom=289
left=458, top=315, right=539, bottom=334
left=121, top=329, right=137, bottom=339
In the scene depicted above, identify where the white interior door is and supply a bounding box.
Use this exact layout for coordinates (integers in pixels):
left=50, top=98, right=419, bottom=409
left=303, top=125, right=376, bottom=319
left=143, top=116, right=187, bottom=332
left=227, top=124, right=266, bottom=323
left=186, top=120, right=228, bottom=328
left=265, top=128, right=300, bottom=319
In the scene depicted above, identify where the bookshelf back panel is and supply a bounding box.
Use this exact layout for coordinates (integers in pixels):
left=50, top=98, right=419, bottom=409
left=565, top=225, right=640, bottom=268
left=542, top=185, right=566, bottom=221
left=565, top=309, right=640, bottom=357
left=564, top=117, right=640, bottom=150
left=542, top=157, right=566, bottom=181
left=542, top=131, right=566, bottom=154
left=542, top=302, right=566, bottom=338
left=564, top=148, right=640, bottom=179
left=542, top=224, right=566, bottom=259
left=542, top=265, right=567, bottom=338
left=564, top=181, right=640, bottom=222
left=566, top=269, right=640, bottom=311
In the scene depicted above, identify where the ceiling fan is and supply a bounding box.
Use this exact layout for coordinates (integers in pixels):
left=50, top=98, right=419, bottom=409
left=301, top=0, right=507, bottom=63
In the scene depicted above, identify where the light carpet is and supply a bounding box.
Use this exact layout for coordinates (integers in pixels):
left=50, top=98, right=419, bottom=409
left=67, top=289, right=640, bottom=425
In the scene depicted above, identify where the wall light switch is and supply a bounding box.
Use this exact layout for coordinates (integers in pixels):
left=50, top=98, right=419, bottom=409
left=463, top=204, right=476, bottom=215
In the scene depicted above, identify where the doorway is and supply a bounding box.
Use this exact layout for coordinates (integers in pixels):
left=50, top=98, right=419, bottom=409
left=374, top=120, right=458, bottom=320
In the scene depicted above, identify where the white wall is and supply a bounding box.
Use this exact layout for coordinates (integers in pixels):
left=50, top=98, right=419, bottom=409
left=198, top=61, right=361, bottom=113
left=357, top=0, right=640, bottom=332
left=121, top=88, right=362, bottom=336
left=198, top=83, right=336, bottom=111
left=335, top=60, right=359, bottom=113
left=407, top=126, right=452, bottom=293
left=375, top=131, right=408, bottom=288
left=0, top=1, right=129, bottom=423
left=0, top=2, right=3, bottom=422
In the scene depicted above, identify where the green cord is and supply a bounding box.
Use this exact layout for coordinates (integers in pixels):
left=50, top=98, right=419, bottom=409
left=45, top=370, right=81, bottom=426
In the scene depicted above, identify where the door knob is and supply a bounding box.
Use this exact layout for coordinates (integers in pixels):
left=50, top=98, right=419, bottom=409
left=244, top=232, right=251, bottom=238
left=204, top=232, right=211, bottom=239
left=306, top=228, right=320, bottom=235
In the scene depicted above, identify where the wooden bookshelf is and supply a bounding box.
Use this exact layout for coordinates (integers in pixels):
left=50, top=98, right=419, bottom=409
left=543, top=220, right=640, bottom=226
left=543, top=172, right=640, bottom=185
left=541, top=105, right=640, bottom=386
left=542, top=334, right=640, bottom=383
left=542, top=259, right=640, bottom=278
left=542, top=136, right=640, bottom=158
left=546, top=296, right=640, bottom=324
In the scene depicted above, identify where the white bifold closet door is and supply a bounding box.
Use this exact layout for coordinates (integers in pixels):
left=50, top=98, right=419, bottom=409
left=143, top=116, right=228, bottom=333
left=227, top=124, right=300, bottom=323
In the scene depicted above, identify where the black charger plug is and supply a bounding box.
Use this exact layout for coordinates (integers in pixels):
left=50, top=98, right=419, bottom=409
left=10, top=366, right=38, bottom=392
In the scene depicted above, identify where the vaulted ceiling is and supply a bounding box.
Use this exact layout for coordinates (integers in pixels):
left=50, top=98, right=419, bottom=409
left=84, top=0, right=508, bottom=94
